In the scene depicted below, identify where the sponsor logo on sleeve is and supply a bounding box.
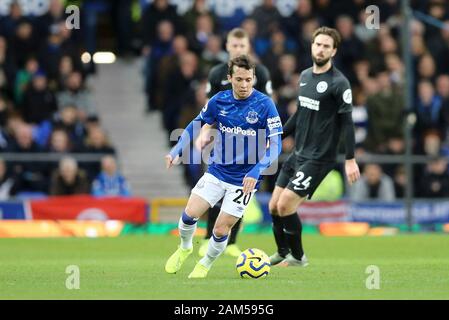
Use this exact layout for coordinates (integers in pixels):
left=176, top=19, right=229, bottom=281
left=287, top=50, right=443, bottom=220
left=267, top=116, right=282, bottom=130
left=343, top=89, right=353, bottom=104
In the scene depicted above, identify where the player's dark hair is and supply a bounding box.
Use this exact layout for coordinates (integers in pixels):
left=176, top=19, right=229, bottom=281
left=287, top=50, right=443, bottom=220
left=227, top=28, right=249, bottom=41
left=312, top=26, right=341, bottom=49
left=228, top=55, right=256, bottom=76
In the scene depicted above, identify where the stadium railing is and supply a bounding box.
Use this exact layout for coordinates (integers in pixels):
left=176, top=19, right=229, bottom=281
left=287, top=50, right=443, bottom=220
left=1, top=152, right=111, bottom=162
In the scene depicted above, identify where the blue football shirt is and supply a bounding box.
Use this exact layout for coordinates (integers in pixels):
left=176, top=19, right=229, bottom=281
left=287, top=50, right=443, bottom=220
left=200, top=89, right=283, bottom=186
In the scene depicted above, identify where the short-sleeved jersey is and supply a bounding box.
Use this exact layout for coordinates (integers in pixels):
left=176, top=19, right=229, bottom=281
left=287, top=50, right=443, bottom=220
left=293, top=66, right=353, bottom=162
left=200, top=89, right=283, bottom=186
left=206, top=62, right=272, bottom=98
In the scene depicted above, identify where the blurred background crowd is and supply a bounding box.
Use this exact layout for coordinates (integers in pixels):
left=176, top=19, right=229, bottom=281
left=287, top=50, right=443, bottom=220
left=1, top=0, right=449, bottom=201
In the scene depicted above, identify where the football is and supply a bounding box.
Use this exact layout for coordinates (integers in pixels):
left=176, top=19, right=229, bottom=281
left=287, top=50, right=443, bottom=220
left=236, top=248, right=271, bottom=279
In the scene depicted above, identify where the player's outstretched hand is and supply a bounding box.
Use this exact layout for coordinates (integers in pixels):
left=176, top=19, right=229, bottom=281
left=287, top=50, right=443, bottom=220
left=165, top=154, right=179, bottom=169
left=242, top=177, right=257, bottom=195
left=345, top=158, right=360, bottom=185
left=165, top=154, right=173, bottom=169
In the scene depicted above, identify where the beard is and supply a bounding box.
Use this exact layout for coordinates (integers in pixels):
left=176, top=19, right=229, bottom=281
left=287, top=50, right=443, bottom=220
left=312, top=55, right=331, bottom=67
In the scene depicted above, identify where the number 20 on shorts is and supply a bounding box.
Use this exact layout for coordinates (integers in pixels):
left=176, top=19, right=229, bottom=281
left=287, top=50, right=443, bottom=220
left=292, top=171, right=312, bottom=191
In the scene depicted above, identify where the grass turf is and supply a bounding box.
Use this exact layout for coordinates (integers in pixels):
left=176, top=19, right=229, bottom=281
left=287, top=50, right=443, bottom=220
left=0, top=234, right=448, bottom=300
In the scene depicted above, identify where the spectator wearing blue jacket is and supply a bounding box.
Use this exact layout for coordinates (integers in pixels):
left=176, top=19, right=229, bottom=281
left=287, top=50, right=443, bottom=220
left=91, top=155, right=131, bottom=197
left=415, top=80, right=444, bottom=137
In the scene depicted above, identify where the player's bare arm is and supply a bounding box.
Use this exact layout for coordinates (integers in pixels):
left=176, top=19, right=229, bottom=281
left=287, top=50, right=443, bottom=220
left=345, top=158, right=360, bottom=185
left=194, top=123, right=214, bottom=150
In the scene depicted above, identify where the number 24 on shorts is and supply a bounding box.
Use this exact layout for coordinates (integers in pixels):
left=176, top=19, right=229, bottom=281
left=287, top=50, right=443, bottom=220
left=292, top=171, right=312, bottom=191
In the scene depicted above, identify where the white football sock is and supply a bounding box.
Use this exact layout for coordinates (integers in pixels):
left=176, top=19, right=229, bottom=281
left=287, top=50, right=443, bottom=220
left=199, top=232, right=229, bottom=268
left=179, top=212, right=197, bottom=250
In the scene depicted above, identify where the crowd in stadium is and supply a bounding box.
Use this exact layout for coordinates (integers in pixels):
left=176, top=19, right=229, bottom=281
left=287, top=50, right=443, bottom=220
left=0, top=0, right=130, bottom=199
left=1, top=0, right=449, bottom=200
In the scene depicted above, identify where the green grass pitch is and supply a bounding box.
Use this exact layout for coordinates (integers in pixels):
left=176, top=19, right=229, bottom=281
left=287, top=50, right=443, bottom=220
left=1, top=234, right=448, bottom=299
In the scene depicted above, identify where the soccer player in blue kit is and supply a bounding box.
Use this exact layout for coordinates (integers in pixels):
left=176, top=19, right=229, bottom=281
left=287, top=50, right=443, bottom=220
left=164, top=55, right=283, bottom=278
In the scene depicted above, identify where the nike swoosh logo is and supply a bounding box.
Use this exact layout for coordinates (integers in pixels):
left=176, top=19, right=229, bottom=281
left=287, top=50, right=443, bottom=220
left=293, top=186, right=304, bottom=190
left=221, top=80, right=230, bottom=85
left=283, top=229, right=296, bottom=235
left=300, top=82, right=307, bottom=87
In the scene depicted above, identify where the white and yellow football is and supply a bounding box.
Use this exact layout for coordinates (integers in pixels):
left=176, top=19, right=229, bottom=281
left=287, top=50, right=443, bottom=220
left=236, top=248, right=271, bottom=279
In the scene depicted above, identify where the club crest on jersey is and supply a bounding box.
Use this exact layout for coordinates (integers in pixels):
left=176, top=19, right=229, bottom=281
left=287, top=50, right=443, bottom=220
left=246, top=111, right=259, bottom=124
left=316, top=81, right=328, bottom=93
